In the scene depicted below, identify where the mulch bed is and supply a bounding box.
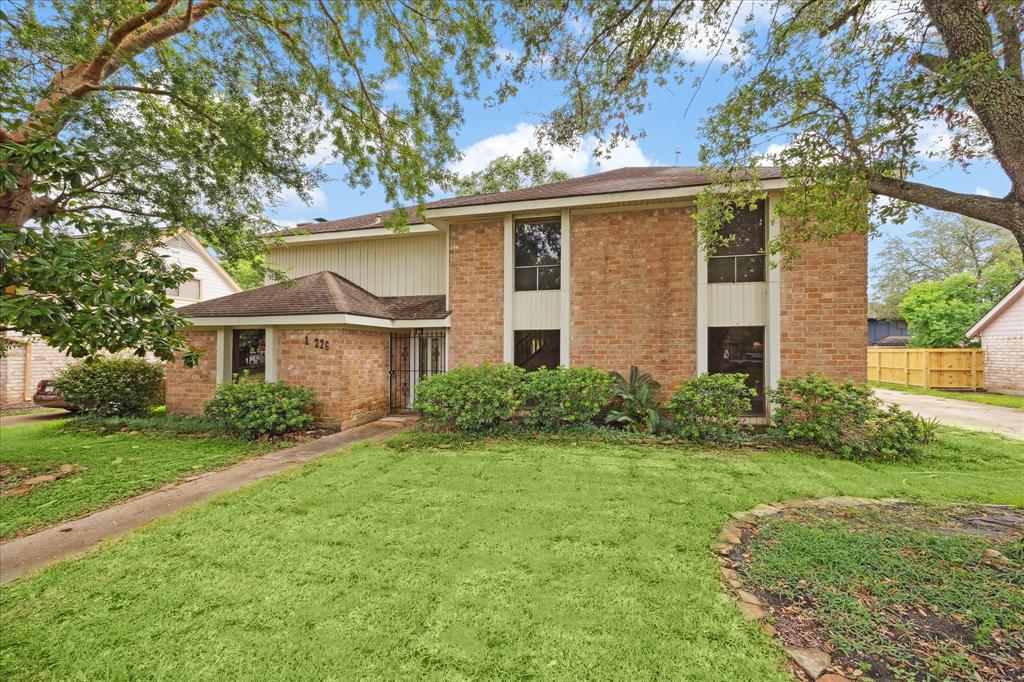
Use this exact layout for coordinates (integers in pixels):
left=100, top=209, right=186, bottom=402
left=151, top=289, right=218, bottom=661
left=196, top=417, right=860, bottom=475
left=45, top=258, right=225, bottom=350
left=1, top=462, right=84, bottom=497
left=715, top=499, right=1024, bottom=682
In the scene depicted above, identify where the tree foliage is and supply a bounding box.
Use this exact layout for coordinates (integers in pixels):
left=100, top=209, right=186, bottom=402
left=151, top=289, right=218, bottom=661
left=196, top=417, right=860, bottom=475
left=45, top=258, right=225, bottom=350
left=872, top=212, right=1022, bottom=318
left=501, top=0, right=1024, bottom=260
left=453, top=148, right=569, bottom=196
left=1, top=0, right=500, bottom=359
left=898, top=268, right=1018, bottom=348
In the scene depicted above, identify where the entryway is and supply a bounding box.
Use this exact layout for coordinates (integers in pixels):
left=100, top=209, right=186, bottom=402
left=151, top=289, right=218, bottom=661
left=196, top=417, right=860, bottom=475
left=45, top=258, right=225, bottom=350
left=389, top=330, right=446, bottom=411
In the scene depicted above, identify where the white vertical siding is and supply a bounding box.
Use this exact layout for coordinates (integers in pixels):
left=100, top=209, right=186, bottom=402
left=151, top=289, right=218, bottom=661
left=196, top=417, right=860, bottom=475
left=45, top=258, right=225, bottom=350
left=157, top=240, right=237, bottom=304
left=267, top=234, right=445, bottom=297
left=512, top=290, right=561, bottom=329
left=707, top=282, right=768, bottom=326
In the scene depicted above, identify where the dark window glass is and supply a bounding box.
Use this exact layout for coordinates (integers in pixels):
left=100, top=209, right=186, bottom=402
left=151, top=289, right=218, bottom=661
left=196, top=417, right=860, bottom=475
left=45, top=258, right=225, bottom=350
left=514, top=330, right=560, bottom=371
left=232, top=329, right=266, bottom=379
left=708, top=201, right=766, bottom=283
left=707, top=326, right=765, bottom=416
left=515, top=219, right=561, bottom=291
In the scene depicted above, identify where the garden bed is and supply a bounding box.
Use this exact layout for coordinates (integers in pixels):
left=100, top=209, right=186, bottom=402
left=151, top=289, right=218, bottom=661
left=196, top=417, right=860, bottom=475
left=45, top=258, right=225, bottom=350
left=718, top=500, right=1024, bottom=681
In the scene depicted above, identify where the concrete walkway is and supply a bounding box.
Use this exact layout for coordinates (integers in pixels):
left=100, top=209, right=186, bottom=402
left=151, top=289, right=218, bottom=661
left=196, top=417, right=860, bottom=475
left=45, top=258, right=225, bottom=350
left=873, top=388, right=1024, bottom=440
left=0, top=410, right=67, bottom=428
left=0, top=417, right=415, bottom=583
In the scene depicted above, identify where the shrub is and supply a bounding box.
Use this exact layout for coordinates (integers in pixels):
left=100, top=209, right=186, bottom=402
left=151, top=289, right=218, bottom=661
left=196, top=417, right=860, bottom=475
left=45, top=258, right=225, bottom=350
left=204, top=377, right=316, bottom=439
left=768, top=373, right=932, bottom=460
left=522, top=366, right=614, bottom=429
left=413, top=364, right=526, bottom=431
left=605, top=366, right=669, bottom=434
left=668, top=373, right=755, bottom=442
left=54, top=357, right=165, bottom=416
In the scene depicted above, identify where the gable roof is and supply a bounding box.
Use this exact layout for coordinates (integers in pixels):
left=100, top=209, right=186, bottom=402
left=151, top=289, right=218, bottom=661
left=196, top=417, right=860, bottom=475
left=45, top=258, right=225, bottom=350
left=273, top=166, right=783, bottom=238
left=178, top=271, right=447, bottom=321
left=166, top=232, right=241, bottom=294
left=967, top=278, right=1024, bottom=337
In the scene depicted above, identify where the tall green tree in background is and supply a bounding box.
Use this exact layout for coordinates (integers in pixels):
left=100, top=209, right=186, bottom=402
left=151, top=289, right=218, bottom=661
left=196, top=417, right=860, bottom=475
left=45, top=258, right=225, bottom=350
left=453, top=149, right=569, bottom=196
left=504, top=1, right=1024, bottom=260
left=871, top=213, right=1022, bottom=319
left=1, top=0, right=498, bottom=359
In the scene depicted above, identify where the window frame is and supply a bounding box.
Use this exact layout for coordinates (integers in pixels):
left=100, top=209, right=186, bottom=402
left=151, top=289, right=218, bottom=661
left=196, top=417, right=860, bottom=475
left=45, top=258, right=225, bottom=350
left=231, top=328, right=267, bottom=378
left=167, top=277, right=202, bottom=301
left=707, top=201, right=767, bottom=284
left=513, top=217, right=562, bottom=292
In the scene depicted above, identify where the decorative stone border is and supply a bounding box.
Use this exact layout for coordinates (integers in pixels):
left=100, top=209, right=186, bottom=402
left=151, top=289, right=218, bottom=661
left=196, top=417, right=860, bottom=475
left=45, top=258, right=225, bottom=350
left=714, top=497, right=906, bottom=682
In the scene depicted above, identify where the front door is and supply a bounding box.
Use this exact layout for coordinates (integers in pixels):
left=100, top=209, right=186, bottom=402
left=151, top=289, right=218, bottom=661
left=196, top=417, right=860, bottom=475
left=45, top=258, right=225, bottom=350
left=389, top=330, right=446, bottom=410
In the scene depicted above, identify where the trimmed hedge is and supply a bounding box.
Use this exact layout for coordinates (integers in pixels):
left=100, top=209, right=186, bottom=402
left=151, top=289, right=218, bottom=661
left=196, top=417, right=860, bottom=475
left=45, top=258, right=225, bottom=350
left=204, top=378, right=317, bottom=439
left=522, top=366, right=614, bottom=429
left=668, top=373, right=754, bottom=442
left=413, top=364, right=526, bottom=431
left=768, top=373, right=934, bottom=460
left=54, top=357, right=165, bottom=417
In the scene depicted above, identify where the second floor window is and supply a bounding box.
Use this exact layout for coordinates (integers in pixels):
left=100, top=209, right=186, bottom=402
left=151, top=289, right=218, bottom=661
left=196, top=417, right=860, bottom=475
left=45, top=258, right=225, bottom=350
left=708, top=201, right=766, bottom=284
left=167, top=278, right=202, bottom=300
left=514, top=218, right=561, bottom=291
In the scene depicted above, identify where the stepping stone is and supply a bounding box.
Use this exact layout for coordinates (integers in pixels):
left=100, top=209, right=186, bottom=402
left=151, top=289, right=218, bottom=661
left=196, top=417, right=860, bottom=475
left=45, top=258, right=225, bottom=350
left=736, top=589, right=761, bottom=605
left=785, top=647, right=831, bottom=680
left=738, top=601, right=765, bottom=620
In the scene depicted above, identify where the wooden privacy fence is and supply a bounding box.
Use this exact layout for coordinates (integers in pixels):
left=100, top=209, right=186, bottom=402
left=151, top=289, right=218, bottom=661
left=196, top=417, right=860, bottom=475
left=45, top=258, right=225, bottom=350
left=867, top=348, right=984, bottom=390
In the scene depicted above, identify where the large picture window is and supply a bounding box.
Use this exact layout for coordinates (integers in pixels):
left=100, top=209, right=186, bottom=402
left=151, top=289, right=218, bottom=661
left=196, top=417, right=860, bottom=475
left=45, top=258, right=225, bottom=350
left=232, top=329, right=266, bottom=379
left=514, top=218, right=561, bottom=291
left=707, top=201, right=766, bottom=284
left=707, top=326, right=765, bottom=415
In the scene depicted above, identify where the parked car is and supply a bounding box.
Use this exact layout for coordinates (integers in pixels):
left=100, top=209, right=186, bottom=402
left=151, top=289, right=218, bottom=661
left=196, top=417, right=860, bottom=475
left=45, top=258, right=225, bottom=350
left=32, top=380, right=75, bottom=411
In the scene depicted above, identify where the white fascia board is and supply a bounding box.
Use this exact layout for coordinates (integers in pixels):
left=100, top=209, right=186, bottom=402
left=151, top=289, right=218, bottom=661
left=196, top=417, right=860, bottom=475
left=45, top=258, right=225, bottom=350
left=274, top=223, right=441, bottom=246
left=186, top=314, right=450, bottom=329
left=424, top=179, right=790, bottom=220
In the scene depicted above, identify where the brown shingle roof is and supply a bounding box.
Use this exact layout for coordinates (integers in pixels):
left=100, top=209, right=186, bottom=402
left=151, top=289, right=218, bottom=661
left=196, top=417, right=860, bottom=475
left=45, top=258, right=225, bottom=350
left=180, top=271, right=448, bottom=320
left=273, top=166, right=782, bottom=237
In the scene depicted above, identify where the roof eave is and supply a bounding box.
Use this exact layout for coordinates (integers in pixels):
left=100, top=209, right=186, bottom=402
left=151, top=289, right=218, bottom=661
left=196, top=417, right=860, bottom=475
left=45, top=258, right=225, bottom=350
left=185, top=313, right=451, bottom=329
left=272, top=223, right=442, bottom=245
left=967, top=278, right=1024, bottom=337
left=424, top=178, right=791, bottom=221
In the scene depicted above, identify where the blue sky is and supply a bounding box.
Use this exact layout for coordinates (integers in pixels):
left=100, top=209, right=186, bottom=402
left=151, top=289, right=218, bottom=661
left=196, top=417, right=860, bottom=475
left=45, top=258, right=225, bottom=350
left=269, top=23, right=1010, bottom=292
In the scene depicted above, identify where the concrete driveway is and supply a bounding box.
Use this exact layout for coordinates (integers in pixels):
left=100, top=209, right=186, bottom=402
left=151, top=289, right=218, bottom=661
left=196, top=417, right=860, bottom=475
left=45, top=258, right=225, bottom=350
left=872, top=388, right=1024, bottom=440
left=0, top=410, right=68, bottom=428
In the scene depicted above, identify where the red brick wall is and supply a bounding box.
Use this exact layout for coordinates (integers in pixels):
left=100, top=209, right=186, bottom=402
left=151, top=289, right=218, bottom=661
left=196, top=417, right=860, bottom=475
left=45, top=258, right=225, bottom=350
left=276, top=328, right=389, bottom=429
left=448, top=220, right=504, bottom=367
left=780, top=233, right=868, bottom=383
left=571, top=206, right=698, bottom=390
left=165, top=329, right=218, bottom=415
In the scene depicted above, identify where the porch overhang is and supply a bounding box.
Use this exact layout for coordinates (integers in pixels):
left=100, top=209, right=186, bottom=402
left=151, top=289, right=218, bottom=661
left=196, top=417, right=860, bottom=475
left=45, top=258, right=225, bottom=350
left=185, top=313, right=451, bottom=329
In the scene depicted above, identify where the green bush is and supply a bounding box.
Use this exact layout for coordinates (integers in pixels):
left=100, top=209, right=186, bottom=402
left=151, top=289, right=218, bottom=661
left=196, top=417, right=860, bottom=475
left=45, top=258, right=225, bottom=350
left=522, top=366, right=614, bottom=429
left=54, top=357, right=165, bottom=416
left=204, top=377, right=317, bottom=439
left=413, top=364, right=526, bottom=431
left=605, top=366, right=668, bottom=434
left=668, top=373, right=754, bottom=442
left=768, top=373, right=932, bottom=460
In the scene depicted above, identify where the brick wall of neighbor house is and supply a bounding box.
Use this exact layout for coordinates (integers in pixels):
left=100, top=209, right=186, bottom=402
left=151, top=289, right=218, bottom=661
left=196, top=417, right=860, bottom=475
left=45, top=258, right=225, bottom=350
left=780, top=232, right=868, bottom=383
left=276, top=328, right=389, bottom=428
left=0, top=334, right=77, bottom=406
left=165, top=329, right=219, bottom=415
left=982, top=334, right=1024, bottom=395
left=448, top=220, right=504, bottom=366
left=571, top=206, right=698, bottom=389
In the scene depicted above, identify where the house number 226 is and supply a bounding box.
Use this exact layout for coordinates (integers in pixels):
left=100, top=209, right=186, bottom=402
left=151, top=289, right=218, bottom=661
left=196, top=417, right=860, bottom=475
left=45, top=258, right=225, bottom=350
left=304, top=335, right=330, bottom=351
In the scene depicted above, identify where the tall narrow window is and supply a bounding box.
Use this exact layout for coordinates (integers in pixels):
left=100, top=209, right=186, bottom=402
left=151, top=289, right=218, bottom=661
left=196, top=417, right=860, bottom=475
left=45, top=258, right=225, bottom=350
left=514, top=218, right=561, bottom=291
left=707, top=201, right=766, bottom=284
left=232, top=329, right=266, bottom=379
left=708, top=326, right=765, bottom=415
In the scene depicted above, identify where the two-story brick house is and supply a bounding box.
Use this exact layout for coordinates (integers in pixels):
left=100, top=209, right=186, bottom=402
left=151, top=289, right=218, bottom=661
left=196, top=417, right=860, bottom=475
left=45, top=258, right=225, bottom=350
left=167, top=166, right=867, bottom=428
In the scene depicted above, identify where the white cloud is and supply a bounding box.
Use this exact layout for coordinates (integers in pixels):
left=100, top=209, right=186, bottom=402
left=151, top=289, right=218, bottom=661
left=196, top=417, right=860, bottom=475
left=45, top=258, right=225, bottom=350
left=275, top=186, right=327, bottom=216
left=976, top=186, right=993, bottom=197
left=915, top=118, right=956, bottom=158
left=453, top=123, right=654, bottom=178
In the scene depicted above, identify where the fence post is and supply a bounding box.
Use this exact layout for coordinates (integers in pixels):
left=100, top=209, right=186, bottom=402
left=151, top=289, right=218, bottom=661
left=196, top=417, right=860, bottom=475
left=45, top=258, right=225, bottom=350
left=922, top=350, right=931, bottom=389
left=904, top=351, right=910, bottom=386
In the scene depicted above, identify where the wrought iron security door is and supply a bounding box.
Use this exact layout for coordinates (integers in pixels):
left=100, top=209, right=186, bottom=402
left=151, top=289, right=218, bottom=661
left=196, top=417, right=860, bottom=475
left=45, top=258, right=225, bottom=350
left=389, top=330, right=446, bottom=410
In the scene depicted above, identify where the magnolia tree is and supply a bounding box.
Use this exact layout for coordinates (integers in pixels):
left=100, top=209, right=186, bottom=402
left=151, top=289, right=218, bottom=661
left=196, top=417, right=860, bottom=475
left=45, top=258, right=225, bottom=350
left=1, top=0, right=499, bottom=360
left=501, top=0, right=1024, bottom=260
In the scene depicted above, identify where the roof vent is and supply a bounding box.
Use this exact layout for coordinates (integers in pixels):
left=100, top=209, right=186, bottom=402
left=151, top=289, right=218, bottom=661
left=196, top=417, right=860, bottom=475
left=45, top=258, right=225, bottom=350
left=313, top=217, right=328, bottom=223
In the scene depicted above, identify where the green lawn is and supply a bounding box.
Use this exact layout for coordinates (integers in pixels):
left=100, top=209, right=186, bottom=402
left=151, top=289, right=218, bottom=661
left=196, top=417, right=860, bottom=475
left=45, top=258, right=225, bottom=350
left=0, top=420, right=273, bottom=539
left=2, top=429, right=1022, bottom=681
left=870, top=381, right=1024, bottom=410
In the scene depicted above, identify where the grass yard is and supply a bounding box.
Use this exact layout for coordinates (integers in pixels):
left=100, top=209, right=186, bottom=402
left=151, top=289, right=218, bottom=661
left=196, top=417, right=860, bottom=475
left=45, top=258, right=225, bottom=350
left=0, top=419, right=274, bottom=539
left=870, top=381, right=1024, bottom=410
left=2, top=428, right=1022, bottom=681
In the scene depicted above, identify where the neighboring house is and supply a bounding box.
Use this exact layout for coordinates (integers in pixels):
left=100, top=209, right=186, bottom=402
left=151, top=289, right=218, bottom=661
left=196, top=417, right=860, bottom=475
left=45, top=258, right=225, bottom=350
left=967, top=278, right=1024, bottom=396
left=165, top=166, right=867, bottom=429
left=868, top=317, right=908, bottom=346
left=0, top=232, right=240, bottom=406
